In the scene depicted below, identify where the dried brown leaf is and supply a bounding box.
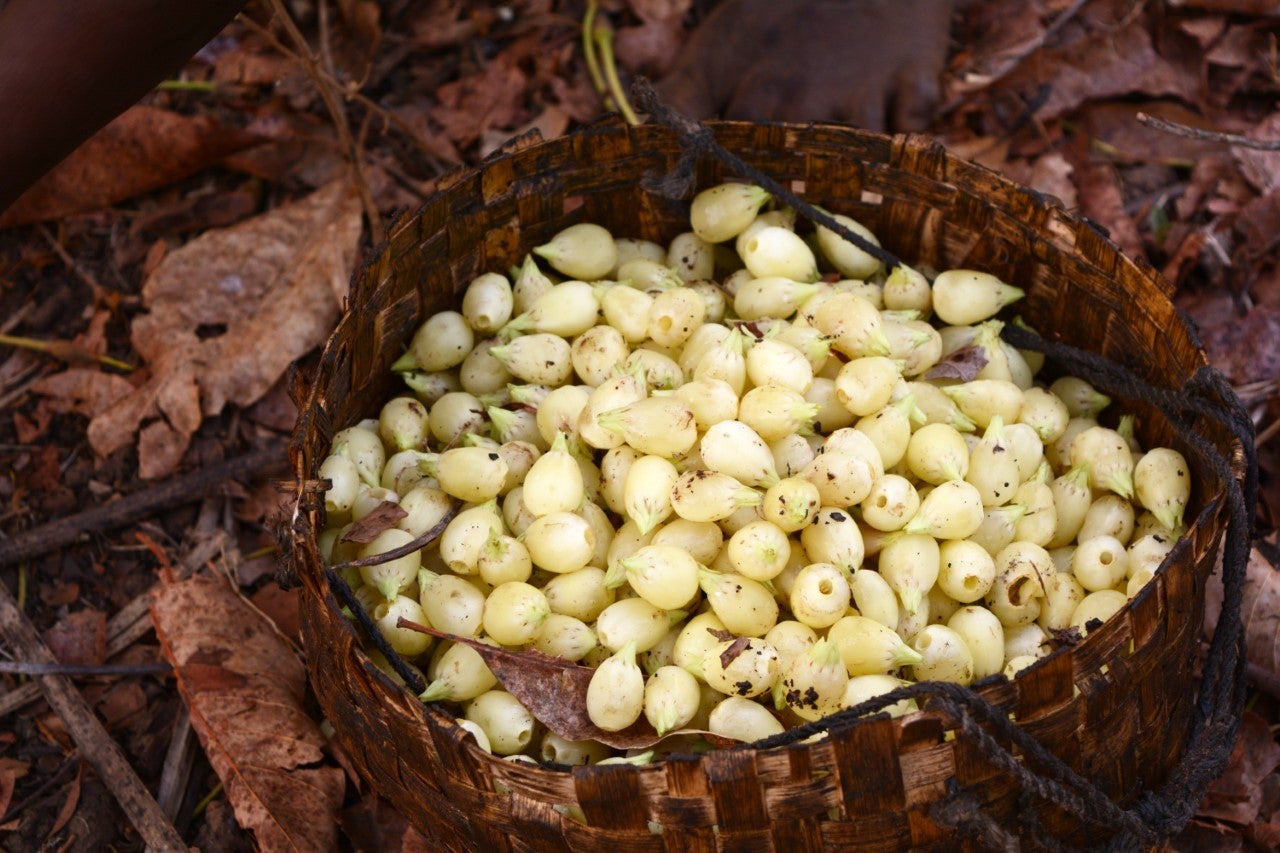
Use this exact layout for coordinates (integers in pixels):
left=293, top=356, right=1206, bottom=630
left=86, top=179, right=361, bottom=479
left=433, top=55, right=530, bottom=147
left=1070, top=159, right=1144, bottom=260
left=43, top=610, right=106, bottom=667
left=1196, top=711, right=1280, bottom=825
left=626, top=0, right=691, bottom=23
left=404, top=625, right=668, bottom=749
left=153, top=574, right=344, bottom=853
left=0, top=106, right=261, bottom=227
left=341, top=502, right=408, bottom=545
left=1205, top=542, right=1280, bottom=682
left=926, top=345, right=988, bottom=382
left=29, top=369, right=134, bottom=420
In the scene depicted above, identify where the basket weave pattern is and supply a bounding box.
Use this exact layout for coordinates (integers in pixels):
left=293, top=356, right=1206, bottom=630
left=286, top=120, right=1231, bottom=850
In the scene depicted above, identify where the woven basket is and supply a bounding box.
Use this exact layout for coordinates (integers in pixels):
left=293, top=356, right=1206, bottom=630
left=284, top=118, right=1239, bottom=850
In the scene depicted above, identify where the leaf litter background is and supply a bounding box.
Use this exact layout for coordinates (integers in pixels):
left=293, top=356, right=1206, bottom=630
left=0, top=0, right=1279, bottom=848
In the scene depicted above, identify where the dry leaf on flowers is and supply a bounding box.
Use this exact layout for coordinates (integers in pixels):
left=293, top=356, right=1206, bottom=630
left=0, top=106, right=261, bottom=227
left=152, top=573, right=344, bottom=853
left=87, top=179, right=361, bottom=479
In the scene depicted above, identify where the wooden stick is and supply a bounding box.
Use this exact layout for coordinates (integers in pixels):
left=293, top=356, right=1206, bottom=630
left=0, top=661, right=170, bottom=676
left=0, top=440, right=287, bottom=567
left=1137, top=112, right=1280, bottom=151
left=0, top=579, right=184, bottom=849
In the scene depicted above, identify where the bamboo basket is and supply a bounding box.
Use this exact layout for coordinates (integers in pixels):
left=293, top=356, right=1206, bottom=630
left=284, top=118, right=1239, bottom=849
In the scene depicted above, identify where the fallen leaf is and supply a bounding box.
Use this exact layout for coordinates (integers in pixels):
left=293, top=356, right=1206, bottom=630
left=1233, top=114, right=1280, bottom=195
left=43, top=610, right=105, bottom=667
left=404, top=624, right=662, bottom=748
left=0, top=106, right=261, bottom=227
left=250, top=584, right=301, bottom=644
left=0, top=770, right=16, bottom=820
left=1205, top=541, right=1280, bottom=686
left=86, top=179, right=361, bottom=479
left=152, top=573, right=345, bottom=853
left=29, top=369, right=134, bottom=420
left=1070, top=158, right=1145, bottom=260
left=433, top=55, right=530, bottom=148
left=926, top=345, right=988, bottom=382
left=625, top=0, right=691, bottom=23
left=1195, top=711, right=1280, bottom=825
left=340, top=503, right=408, bottom=545
left=46, top=761, right=81, bottom=842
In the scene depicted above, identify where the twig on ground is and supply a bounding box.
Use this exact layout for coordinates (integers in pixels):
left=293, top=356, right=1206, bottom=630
left=0, top=580, right=184, bottom=849
left=1137, top=112, right=1280, bottom=151
left=37, top=226, right=110, bottom=309
left=155, top=709, right=199, bottom=826
left=0, top=440, right=287, bottom=567
left=0, top=662, right=170, bottom=676
left=261, top=0, right=384, bottom=243
left=0, top=332, right=133, bottom=372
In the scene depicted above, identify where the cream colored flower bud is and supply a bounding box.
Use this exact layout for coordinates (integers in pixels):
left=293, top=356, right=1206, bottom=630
left=1018, top=387, right=1070, bottom=443
left=743, top=340, right=812, bottom=397
left=849, top=567, right=899, bottom=629
left=942, top=380, right=1023, bottom=431
left=1071, top=535, right=1129, bottom=592
left=1070, top=590, right=1127, bottom=635
left=618, top=257, right=684, bottom=293
left=854, top=401, right=913, bottom=470
left=1070, top=426, right=1135, bottom=499
left=332, top=425, right=386, bottom=489
left=700, top=420, right=780, bottom=488
left=814, top=293, right=890, bottom=359
left=599, top=445, right=640, bottom=515
left=672, top=611, right=728, bottom=679
left=358, top=528, right=421, bottom=599
left=690, top=280, right=727, bottom=324
left=668, top=231, right=716, bottom=282
left=477, top=533, right=533, bottom=587
left=570, top=324, right=629, bottom=386
left=788, top=563, right=851, bottom=629
left=415, top=569, right=483, bottom=637
left=703, top=637, right=780, bottom=698
left=942, top=535, right=998, bottom=601
left=906, top=423, right=970, bottom=485
left=800, top=507, right=865, bottom=574
left=460, top=272, right=514, bottom=335
left=514, top=254, right=555, bottom=314
left=813, top=212, right=882, bottom=279
left=1046, top=416, right=1098, bottom=472
left=540, top=730, right=611, bottom=767
left=1078, top=494, right=1135, bottom=545
left=699, top=569, right=779, bottom=637
left=612, top=237, right=667, bottom=273
left=708, top=695, right=785, bottom=742
left=739, top=227, right=819, bottom=282
left=1004, top=622, right=1049, bottom=663
left=1002, top=421, right=1044, bottom=483
left=606, top=518, right=655, bottom=568
left=943, top=606, right=1002, bottom=680
left=320, top=454, right=361, bottom=520
left=587, top=640, right=645, bottom=732
left=776, top=638, right=846, bottom=721
left=725, top=520, right=792, bottom=582
left=733, top=277, right=822, bottom=320
left=578, top=371, right=647, bottom=449
left=841, top=674, right=918, bottom=717
left=883, top=264, right=931, bottom=315
left=401, top=369, right=462, bottom=407
left=968, top=504, right=1027, bottom=556
left=528, top=384, right=584, bottom=446
left=378, top=396, right=430, bottom=452
left=615, top=544, right=701, bottom=611
left=1133, top=510, right=1182, bottom=542
left=1127, top=533, right=1174, bottom=579
left=628, top=349, right=684, bottom=396
left=930, top=270, right=1024, bottom=326
left=420, top=640, right=498, bottom=703
left=904, top=480, right=985, bottom=540
left=1003, top=655, right=1040, bottom=678
left=521, top=432, right=583, bottom=518
left=964, top=417, right=1021, bottom=508
left=601, top=283, right=656, bottom=343
left=482, top=581, right=550, bottom=646
left=1046, top=464, right=1093, bottom=549
left=402, top=310, right=475, bottom=372
left=645, top=521, right=719, bottom=569
left=802, top=376, right=854, bottom=433
left=911, top=624, right=975, bottom=685
left=371, top=595, right=433, bottom=657
left=485, top=405, right=540, bottom=448
left=440, top=501, right=503, bottom=575
left=769, top=433, right=816, bottom=480
left=505, top=281, right=601, bottom=339
left=693, top=327, right=748, bottom=396
left=596, top=597, right=677, bottom=654
left=1134, top=447, right=1191, bottom=532
left=487, top=333, right=574, bottom=387
left=761, top=476, right=821, bottom=533
left=878, top=533, right=940, bottom=615
left=431, top=446, right=509, bottom=503
left=671, top=470, right=761, bottom=523
left=598, top=396, right=697, bottom=458
left=644, top=665, right=702, bottom=736
left=738, top=385, right=819, bottom=443
left=1049, top=376, right=1111, bottom=418
left=619, top=454, right=677, bottom=533
left=1011, top=481, right=1056, bottom=547
left=533, top=223, right=616, bottom=281
left=735, top=207, right=796, bottom=256
left=648, top=287, right=706, bottom=349
left=671, top=378, right=739, bottom=433
left=424, top=393, right=482, bottom=447
left=828, top=615, right=924, bottom=676
left=862, top=474, right=920, bottom=532
left=1037, top=571, right=1086, bottom=631
left=802, top=445, right=878, bottom=508
left=986, top=542, right=1051, bottom=627
left=522, top=511, right=595, bottom=574
left=543, top=567, right=614, bottom=623
left=501, top=486, right=536, bottom=537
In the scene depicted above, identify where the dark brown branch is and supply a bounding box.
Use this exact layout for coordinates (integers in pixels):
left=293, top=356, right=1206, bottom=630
left=1137, top=112, right=1280, bottom=151
left=0, top=661, right=171, bottom=676
left=0, top=440, right=288, bottom=567
left=328, top=503, right=459, bottom=572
